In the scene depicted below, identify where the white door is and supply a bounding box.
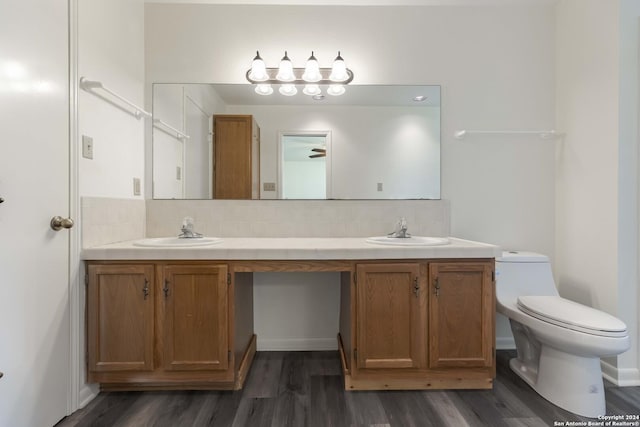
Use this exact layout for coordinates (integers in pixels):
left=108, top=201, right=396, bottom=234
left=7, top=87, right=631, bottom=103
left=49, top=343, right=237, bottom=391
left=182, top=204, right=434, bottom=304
left=0, top=0, right=71, bottom=426
left=280, top=133, right=329, bottom=199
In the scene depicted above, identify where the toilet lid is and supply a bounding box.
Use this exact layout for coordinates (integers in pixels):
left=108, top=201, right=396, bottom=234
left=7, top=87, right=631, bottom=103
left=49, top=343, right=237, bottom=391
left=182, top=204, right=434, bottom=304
left=517, top=296, right=627, bottom=337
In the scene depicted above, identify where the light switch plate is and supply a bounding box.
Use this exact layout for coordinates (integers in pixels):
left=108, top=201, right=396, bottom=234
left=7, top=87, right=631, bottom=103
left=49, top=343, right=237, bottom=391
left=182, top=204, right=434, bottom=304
left=263, top=182, right=276, bottom=192
left=82, top=135, right=93, bottom=159
left=133, top=178, right=141, bottom=196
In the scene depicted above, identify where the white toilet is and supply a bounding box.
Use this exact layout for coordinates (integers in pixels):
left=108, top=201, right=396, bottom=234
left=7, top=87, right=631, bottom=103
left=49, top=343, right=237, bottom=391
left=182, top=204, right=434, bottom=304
left=495, top=251, right=629, bottom=418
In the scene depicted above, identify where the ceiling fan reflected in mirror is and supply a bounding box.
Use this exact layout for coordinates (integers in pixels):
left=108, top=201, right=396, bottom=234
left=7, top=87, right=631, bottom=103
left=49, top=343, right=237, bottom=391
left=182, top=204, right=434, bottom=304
left=309, top=148, right=326, bottom=158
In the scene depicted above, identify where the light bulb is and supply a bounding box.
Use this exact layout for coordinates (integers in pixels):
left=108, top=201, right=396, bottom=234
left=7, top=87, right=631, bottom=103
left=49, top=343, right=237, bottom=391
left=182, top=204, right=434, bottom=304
left=254, top=84, right=273, bottom=95
left=279, top=84, right=298, bottom=96
left=303, top=84, right=321, bottom=96
left=276, top=51, right=295, bottom=82
left=329, top=51, right=349, bottom=82
left=248, top=51, right=268, bottom=82
left=327, top=84, right=345, bottom=96
left=302, top=51, right=322, bottom=82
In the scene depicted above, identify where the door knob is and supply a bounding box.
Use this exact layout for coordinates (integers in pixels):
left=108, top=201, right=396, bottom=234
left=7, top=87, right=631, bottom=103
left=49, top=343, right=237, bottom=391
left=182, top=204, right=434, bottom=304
left=50, top=216, right=74, bottom=231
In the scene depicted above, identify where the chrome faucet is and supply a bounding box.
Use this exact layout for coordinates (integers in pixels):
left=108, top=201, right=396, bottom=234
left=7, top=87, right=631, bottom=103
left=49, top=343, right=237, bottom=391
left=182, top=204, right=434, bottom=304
left=178, top=216, right=203, bottom=239
left=388, top=217, right=411, bottom=238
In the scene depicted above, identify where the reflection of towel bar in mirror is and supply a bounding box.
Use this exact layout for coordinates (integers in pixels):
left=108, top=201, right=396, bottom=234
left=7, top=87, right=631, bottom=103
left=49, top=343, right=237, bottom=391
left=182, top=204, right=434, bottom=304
left=454, top=130, right=563, bottom=140
left=79, top=77, right=151, bottom=120
left=153, top=118, right=190, bottom=141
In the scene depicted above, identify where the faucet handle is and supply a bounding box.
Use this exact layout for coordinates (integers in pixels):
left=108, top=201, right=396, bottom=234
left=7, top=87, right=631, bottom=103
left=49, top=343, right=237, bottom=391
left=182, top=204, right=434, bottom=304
left=182, top=216, right=194, bottom=231
left=398, top=217, right=407, bottom=229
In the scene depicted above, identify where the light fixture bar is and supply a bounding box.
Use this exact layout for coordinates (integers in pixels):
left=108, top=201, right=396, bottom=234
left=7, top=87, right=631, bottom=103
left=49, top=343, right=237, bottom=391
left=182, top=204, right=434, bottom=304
left=245, top=67, right=354, bottom=85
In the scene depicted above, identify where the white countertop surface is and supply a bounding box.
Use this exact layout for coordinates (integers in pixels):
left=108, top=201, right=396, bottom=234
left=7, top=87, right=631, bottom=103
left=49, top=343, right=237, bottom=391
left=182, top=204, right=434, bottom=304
left=82, top=237, right=501, bottom=261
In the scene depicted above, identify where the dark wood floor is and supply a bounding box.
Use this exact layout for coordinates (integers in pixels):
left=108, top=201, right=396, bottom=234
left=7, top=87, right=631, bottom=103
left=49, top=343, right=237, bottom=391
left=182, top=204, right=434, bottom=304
left=56, top=350, right=640, bottom=427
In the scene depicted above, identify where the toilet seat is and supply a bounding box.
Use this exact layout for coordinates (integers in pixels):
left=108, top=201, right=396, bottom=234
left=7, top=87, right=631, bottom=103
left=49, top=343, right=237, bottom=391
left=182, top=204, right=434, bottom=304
left=517, top=296, right=628, bottom=338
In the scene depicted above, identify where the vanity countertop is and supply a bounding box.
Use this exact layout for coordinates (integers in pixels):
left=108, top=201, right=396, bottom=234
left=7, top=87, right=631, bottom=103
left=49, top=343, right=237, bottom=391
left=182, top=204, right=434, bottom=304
left=82, top=237, right=500, bottom=260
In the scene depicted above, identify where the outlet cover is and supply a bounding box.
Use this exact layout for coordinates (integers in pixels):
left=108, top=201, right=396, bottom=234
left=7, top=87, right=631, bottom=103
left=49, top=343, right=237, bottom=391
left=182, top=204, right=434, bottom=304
left=82, top=135, right=93, bottom=159
left=133, top=178, right=141, bottom=196
left=377, top=182, right=383, bottom=192
left=263, top=182, right=276, bottom=192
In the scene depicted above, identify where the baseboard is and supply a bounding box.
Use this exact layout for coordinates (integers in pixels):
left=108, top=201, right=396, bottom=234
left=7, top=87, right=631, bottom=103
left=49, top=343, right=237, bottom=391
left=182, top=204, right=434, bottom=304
left=256, top=337, right=338, bottom=351
left=496, top=336, right=515, bottom=350
left=78, top=383, right=99, bottom=409
left=601, top=360, right=640, bottom=386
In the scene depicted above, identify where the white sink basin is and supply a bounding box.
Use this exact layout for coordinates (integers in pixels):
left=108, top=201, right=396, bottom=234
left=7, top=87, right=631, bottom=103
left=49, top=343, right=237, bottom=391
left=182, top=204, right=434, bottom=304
left=365, top=236, right=450, bottom=246
left=132, top=237, right=224, bottom=247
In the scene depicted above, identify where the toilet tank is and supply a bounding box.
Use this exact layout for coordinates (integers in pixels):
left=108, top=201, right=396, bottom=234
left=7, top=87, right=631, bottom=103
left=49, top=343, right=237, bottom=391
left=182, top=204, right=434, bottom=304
left=495, top=251, right=559, bottom=305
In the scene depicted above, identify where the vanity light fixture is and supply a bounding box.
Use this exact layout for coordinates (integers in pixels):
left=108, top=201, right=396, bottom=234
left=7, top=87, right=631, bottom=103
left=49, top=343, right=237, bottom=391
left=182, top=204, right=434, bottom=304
left=247, top=51, right=268, bottom=82
left=328, top=51, right=349, bottom=82
left=301, top=52, right=322, bottom=82
left=302, top=84, right=321, bottom=96
left=279, top=84, right=298, bottom=97
left=246, top=50, right=354, bottom=97
left=255, top=84, right=273, bottom=95
left=326, top=84, right=346, bottom=96
left=275, top=51, right=295, bottom=82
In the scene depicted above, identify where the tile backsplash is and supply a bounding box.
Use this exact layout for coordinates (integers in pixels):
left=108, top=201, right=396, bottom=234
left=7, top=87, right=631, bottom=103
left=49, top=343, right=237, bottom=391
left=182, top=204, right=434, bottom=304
left=146, top=199, right=450, bottom=239
left=82, top=198, right=450, bottom=247
left=81, top=197, right=146, bottom=248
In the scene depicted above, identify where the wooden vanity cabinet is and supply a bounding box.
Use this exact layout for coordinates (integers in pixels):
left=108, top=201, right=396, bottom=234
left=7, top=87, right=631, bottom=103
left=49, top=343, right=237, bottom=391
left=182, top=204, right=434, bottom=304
left=160, top=264, right=229, bottom=373
left=87, top=264, right=155, bottom=374
left=87, top=257, right=493, bottom=392
left=428, top=262, right=494, bottom=369
left=86, top=261, right=254, bottom=390
left=355, top=263, right=425, bottom=370
left=345, top=259, right=495, bottom=390
left=213, top=115, right=260, bottom=199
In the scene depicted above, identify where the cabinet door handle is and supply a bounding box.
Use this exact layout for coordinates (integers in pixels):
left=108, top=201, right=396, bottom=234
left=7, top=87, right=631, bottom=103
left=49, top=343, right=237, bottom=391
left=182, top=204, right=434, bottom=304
left=143, top=278, right=149, bottom=300
left=163, top=279, right=170, bottom=298
left=434, top=277, right=440, bottom=297
left=413, top=277, right=419, bottom=297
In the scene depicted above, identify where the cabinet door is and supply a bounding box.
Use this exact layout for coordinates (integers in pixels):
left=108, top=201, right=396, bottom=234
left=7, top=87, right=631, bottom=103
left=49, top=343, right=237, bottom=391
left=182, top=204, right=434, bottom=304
left=87, top=264, right=155, bottom=372
left=428, top=262, right=494, bottom=368
left=161, top=265, right=229, bottom=372
left=356, top=263, right=424, bottom=370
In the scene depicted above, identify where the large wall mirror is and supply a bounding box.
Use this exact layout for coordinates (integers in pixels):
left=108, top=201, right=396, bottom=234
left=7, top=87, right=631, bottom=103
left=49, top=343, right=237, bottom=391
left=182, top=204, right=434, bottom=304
left=152, top=83, right=440, bottom=200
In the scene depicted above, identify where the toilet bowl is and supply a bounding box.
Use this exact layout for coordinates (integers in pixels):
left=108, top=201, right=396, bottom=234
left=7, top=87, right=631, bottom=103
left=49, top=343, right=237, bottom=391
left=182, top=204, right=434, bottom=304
left=495, top=251, right=629, bottom=418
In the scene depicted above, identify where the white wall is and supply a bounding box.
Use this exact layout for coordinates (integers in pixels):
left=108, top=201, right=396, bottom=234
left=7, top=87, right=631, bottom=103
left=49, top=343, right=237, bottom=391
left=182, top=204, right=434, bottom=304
left=78, top=0, right=145, bottom=199
left=77, top=0, right=146, bottom=405
left=145, top=3, right=556, bottom=349
left=184, top=89, right=211, bottom=198
left=153, top=84, right=184, bottom=198
left=556, top=0, right=639, bottom=384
